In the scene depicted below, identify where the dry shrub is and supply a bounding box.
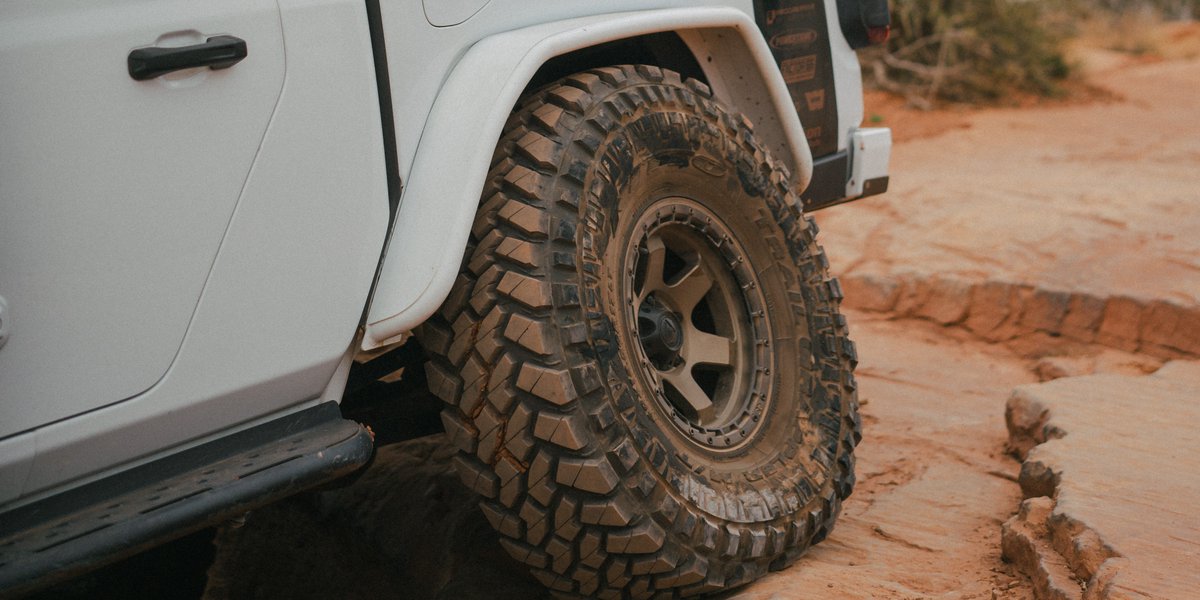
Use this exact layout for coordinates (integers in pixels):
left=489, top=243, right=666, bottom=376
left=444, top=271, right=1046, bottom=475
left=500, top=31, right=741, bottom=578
left=862, top=0, right=1198, bottom=107
left=1074, top=1, right=1198, bottom=57
left=1089, top=10, right=1166, bottom=55
left=1082, top=0, right=1196, bottom=19
left=861, top=0, right=1074, bottom=108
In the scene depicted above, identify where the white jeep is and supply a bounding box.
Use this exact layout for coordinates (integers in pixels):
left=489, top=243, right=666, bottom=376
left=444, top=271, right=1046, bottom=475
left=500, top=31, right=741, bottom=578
left=0, top=0, right=891, bottom=596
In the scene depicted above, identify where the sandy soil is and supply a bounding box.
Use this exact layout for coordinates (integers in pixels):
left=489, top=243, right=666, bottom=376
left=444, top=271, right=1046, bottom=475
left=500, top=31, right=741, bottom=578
left=823, top=54, right=1200, bottom=307
left=724, top=314, right=1038, bottom=600
left=732, top=35, right=1200, bottom=600
left=737, top=42, right=1200, bottom=599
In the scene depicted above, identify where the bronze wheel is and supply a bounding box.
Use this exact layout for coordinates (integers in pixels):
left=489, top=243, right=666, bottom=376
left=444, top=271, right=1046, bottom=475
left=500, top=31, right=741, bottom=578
left=625, top=199, right=770, bottom=451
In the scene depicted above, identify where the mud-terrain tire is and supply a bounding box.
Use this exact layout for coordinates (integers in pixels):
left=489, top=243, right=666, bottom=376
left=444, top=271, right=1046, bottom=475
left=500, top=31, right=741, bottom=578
left=417, top=65, right=860, bottom=598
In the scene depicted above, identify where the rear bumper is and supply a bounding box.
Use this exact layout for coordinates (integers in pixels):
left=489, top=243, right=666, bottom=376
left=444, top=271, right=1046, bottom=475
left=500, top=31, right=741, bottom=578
left=845, top=127, right=891, bottom=199
left=800, top=126, right=892, bottom=212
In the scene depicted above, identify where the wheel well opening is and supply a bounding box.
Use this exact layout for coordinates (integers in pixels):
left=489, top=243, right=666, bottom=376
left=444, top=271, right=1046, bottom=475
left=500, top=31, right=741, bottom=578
left=524, top=31, right=707, bottom=95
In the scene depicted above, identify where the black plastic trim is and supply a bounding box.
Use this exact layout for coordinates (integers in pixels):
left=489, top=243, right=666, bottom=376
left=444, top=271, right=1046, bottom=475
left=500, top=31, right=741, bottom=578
left=0, top=404, right=340, bottom=534
left=861, top=175, right=889, bottom=198
left=0, top=403, right=373, bottom=597
left=800, top=150, right=850, bottom=212
left=357, top=0, right=405, bottom=332
left=364, top=0, right=401, bottom=225
left=524, top=32, right=706, bottom=96
left=753, top=0, right=841, bottom=157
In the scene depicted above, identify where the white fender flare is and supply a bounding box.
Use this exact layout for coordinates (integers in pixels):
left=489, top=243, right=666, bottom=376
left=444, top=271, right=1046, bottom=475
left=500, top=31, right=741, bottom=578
left=363, top=7, right=812, bottom=349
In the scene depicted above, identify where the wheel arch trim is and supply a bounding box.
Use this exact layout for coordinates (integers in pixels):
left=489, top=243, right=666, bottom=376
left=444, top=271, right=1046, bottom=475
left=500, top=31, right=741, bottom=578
left=362, top=7, right=812, bottom=349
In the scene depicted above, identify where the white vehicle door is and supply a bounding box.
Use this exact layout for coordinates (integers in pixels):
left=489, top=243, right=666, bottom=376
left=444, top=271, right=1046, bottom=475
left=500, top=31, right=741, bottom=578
left=0, top=0, right=285, bottom=438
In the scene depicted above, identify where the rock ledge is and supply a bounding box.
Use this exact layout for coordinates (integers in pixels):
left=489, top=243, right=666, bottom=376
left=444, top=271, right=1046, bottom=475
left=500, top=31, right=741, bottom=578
left=1001, top=362, right=1200, bottom=599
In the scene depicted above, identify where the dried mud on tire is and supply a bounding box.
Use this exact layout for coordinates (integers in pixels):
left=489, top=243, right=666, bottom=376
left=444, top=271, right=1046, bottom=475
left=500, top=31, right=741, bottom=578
left=416, top=65, right=860, bottom=598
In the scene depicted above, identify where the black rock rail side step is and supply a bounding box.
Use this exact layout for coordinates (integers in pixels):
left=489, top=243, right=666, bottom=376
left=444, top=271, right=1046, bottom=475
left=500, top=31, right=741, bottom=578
left=0, top=402, right=373, bottom=597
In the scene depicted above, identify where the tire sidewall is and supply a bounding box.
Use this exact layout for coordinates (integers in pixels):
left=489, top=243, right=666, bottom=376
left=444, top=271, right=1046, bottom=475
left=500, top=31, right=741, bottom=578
left=579, top=90, right=841, bottom=525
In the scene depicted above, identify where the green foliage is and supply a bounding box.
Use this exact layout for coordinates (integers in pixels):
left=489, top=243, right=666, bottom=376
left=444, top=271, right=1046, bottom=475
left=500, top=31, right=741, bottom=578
left=862, top=0, right=1075, bottom=106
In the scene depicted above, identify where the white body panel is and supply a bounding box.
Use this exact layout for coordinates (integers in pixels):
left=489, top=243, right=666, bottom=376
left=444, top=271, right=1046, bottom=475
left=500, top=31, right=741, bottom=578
left=0, top=0, right=388, bottom=506
left=362, top=2, right=824, bottom=348
left=0, top=0, right=286, bottom=439
left=423, top=0, right=494, bottom=27
left=825, top=1, right=866, bottom=153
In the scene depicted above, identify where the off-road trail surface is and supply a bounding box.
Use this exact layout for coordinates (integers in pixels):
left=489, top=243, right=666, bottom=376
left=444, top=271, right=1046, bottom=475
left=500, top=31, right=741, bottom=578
left=734, top=41, right=1198, bottom=600
left=196, top=39, right=1200, bottom=600
left=734, top=43, right=1199, bottom=599
left=724, top=314, right=1039, bottom=600
left=822, top=51, right=1200, bottom=320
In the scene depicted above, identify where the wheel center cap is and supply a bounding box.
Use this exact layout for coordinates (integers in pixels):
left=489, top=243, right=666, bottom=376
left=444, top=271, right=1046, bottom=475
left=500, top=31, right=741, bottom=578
left=638, top=301, right=684, bottom=360
left=659, top=315, right=682, bottom=351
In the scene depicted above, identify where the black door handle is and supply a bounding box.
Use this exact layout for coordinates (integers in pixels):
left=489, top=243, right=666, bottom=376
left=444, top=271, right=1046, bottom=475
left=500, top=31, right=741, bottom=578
left=128, top=35, right=247, bottom=81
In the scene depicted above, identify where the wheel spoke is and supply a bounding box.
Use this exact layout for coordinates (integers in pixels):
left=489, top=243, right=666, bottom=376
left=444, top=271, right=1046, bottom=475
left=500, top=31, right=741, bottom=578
left=663, top=263, right=713, bottom=313
left=638, top=234, right=668, bottom=302
left=662, top=367, right=716, bottom=425
left=683, top=329, right=734, bottom=367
